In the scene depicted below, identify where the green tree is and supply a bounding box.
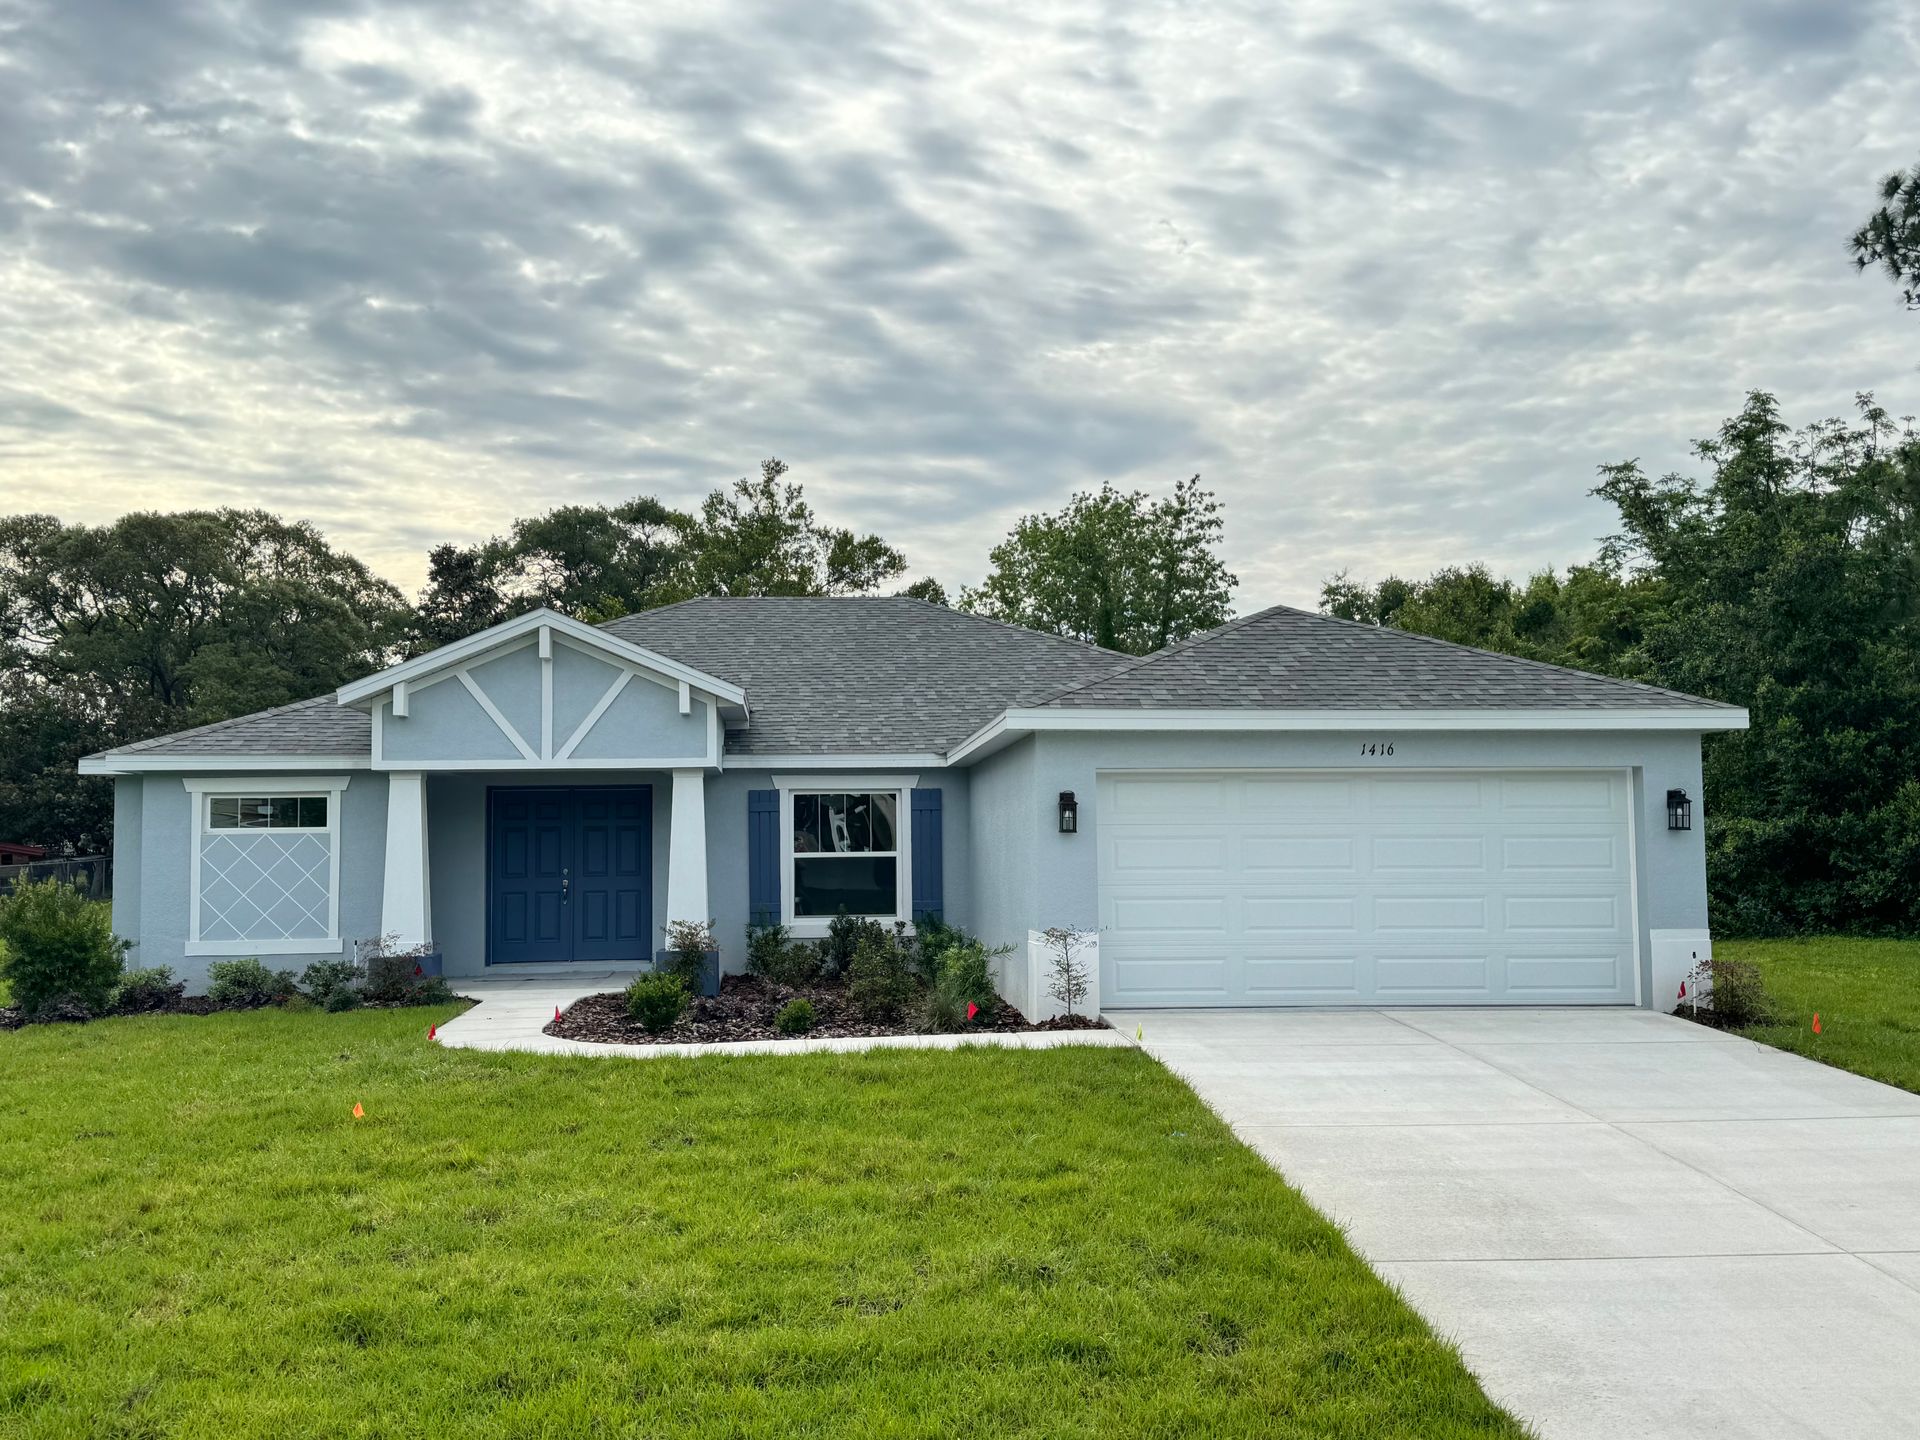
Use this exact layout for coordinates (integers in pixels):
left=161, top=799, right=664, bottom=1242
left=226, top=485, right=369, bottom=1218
left=1850, top=157, right=1920, bottom=310
left=0, top=509, right=406, bottom=852
left=678, top=458, right=905, bottom=598
left=962, top=475, right=1236, bottom=654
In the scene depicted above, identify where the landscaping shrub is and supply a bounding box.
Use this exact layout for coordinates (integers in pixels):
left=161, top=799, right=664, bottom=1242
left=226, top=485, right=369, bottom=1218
left=624, top=972, right=688, bottom=1033
left=1709, top=957, right=1772, bottom=1026
left=746, top=923, right=822, bottom=986
left=848, top=930, right=914, bottom=1022
left=663, top=918, right=716, bottom=989
left=300, top=958, right=361, bottom=1008
left=822, top=911, right=886, bottom=981
left=324, top=986, right=362, bottom=1013
left=0, top=877, right=130, bottom=1020
left=774, top=997, right=816, bottom=1035
left=359, top=938, right=452, bottom=1005
left=112, top=966, right=185, bottom=1015
left=937, top=941, right=999, bottom=1011
left=206, top=958, right=298, bottom=1009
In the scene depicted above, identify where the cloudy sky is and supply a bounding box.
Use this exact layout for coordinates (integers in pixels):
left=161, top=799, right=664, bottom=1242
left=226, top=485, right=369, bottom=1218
left=1, top=0, right=1915, bottom=608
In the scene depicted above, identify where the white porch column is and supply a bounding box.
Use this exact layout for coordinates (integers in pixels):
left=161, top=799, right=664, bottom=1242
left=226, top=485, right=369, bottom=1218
left=381, top=771, right=433, bottom=948
left=665, top=768, right=709, bottom=928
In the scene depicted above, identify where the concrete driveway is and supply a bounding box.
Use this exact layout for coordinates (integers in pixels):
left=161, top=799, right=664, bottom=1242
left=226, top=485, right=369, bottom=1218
left=1110, top=1006, right=1920, bottom=1440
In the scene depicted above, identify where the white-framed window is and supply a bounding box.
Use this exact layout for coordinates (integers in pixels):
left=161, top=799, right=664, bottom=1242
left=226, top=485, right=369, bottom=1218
left=183, top=776, right=350, bottom=957
left=775, top=774, right=915, bottom=936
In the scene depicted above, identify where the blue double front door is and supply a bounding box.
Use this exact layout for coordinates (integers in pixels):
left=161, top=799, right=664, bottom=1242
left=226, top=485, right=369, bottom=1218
left=488, top=786, right=652, bottom=965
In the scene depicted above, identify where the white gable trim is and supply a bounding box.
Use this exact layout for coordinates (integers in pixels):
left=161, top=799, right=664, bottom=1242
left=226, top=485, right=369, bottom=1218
left=336, top=607, right=745, bottom=709
left=946, top=704, right=1752, bottom=764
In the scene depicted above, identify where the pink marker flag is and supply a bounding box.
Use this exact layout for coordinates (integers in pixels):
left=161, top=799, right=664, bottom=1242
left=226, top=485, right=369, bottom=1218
left=1677, top=980, right=1687, bottom=1000
left=428, top=1022, right=437, bottom=1040
left=966, top=1001, right=979, bottom=1021
left=554, top=1005, right=562, bottom=1021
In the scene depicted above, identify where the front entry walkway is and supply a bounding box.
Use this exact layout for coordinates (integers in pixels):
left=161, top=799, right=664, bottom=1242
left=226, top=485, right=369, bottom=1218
left=1109, top=1006, right=1920, bottom=1440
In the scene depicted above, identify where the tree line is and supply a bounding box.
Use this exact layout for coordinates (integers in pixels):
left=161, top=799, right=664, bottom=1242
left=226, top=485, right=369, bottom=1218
left=1328, top=392, right=1920, bottom=935
left=0, top=464, right=1235, bottom=854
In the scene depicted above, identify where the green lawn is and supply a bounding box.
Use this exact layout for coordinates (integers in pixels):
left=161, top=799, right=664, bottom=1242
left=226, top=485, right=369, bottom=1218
left=0, top=1008, right=1521, bottom=1439
left=1718, top=936, right=1920, bottom=1094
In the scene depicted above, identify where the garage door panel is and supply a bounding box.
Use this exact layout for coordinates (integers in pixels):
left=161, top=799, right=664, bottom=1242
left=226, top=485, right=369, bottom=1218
left=1374, top=895, right=1488, bottom=931
left=1100, top=770, right=1636, bottom=1007
left=1242, top=834, right=1358, bottom=874
left=1108, top=832, right=1229, bottom=875
left=1243, top=777, right=1356, bottom=813
left=1505, top=894, right=1623, bottom=932
left=1242, top=895, right=1359, bottom=932
left=1374, top=953, right=1494, bottom=993
left=1501, top=833, right=1619, bottom=872
left=1244, top=954, right=1363, bottom=996
left=1372, top=777, right=1488, bottom=811
left=1506, top=953, right=1626, bottom=993
left=1113, top=956, right=1230, bottom=997
left=1371, top=834, right=1487, bottom=873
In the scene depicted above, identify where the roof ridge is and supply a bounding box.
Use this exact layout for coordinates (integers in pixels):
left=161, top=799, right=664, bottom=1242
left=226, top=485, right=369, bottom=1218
left=1273, top=604, right=1740, bottom=708
left=1025, top=604, right=1287, bottom=707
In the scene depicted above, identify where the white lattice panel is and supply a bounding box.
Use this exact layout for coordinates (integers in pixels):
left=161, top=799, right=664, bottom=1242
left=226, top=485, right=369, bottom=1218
left=198, top=831, right=333, bottom=943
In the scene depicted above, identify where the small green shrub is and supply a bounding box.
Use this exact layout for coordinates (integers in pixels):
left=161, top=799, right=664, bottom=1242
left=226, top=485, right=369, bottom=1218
left=625, top=972, right=689, bottom=1033
left=206, top=957, right=299, bottom=1009
left=0, top=879, right=130, bottom=1020
left=848, top=930, right=914, bottom=1022
left=937, top=942, right=998, bottom=1011
left=301, top=958, right=361, bottom=1007
left=1709, top=957, right=1772, bottom=1026
left=774, top=997, right=816, bottom=1035
left=324, top=985, right=363, bottom=1013
left=664, top=918, right=716, bottom=989
left=112, top=966, right=184, bottom=1015
left=746, top=923, right=823, bottom=986
left=822, top=912, right=887, bottom=981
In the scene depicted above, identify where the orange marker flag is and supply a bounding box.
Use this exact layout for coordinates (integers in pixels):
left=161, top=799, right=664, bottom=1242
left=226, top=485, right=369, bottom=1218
left=428, top=1022, right=437, bottom=1040
left=1812, top=1013, right=1822, bottom=1035
left=351, top=1102, right=365, bottom=1119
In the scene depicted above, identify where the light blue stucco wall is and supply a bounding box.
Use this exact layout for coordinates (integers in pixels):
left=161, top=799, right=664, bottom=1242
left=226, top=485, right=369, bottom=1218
left=117, top=771, right=389, bottom=994
left=961, top=728, right=1711, bottom=1007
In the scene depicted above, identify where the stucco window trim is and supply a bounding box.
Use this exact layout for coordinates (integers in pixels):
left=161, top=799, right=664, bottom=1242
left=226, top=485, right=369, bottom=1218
left=183, top=775, right=351, bottom=958
left=772, top=774, right=918, bottom=938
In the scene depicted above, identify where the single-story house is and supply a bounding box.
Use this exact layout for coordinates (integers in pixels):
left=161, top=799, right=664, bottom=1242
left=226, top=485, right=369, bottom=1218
left=80, top=597, right=1747, bottom=1008
left=0, top=841, right=48, bottom=866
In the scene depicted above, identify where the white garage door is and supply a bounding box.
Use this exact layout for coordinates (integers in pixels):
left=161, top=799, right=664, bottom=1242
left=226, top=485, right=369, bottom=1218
left=1099, top=770, right=1637, bottom=1007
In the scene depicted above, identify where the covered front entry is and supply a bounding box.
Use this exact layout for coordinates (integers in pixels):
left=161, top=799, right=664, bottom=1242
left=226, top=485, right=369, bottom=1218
left=1098, top=769, right=1638, bottom=1007
left=487, top=786, right=652, bottom=965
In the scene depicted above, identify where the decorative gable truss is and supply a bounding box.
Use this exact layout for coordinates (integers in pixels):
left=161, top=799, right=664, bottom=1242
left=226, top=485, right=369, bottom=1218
left=338, top=609, right=746, bottom=771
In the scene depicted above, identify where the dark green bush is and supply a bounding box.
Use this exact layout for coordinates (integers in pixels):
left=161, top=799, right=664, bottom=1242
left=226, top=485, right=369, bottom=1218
left=206, top=957, right=299, bottom=1009
left=774, top=997, right=816, bottom=1035
left=0, top=878, right=130, bottom=1020
left=848, top=930, right=914, bottom=1022
left=324, top=985, right=363, bottom=1013
left=111, top=965, right=184, bottom=1015
left=301, top=958, right=361, bottom=1007
left=746, top=923, right=822, bottom=986
left=822, top=912, right=887, bottom=981
left=625, top=972, right=688, bottom=1033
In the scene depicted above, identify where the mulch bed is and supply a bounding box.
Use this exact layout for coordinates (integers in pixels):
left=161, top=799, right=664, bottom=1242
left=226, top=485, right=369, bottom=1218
left=545, top=972, right=1107, bottom=1046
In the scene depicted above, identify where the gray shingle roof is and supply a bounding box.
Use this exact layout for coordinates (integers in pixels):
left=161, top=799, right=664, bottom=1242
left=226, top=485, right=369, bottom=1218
left=1034, top=604, right=1738, bottom=711
left=91, top=597, right=1733, bottom=764
left=98, top=696, right=372, bottom=757
left=600, top=597, right=1126, bottom=754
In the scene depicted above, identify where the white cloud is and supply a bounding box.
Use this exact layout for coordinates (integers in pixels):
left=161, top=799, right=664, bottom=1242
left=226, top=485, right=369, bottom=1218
left=0, top=0, right=1914, bottom=605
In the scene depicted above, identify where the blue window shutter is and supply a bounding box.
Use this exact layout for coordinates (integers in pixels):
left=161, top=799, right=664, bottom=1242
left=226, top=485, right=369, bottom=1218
left=748, top=789, right=780, bottom=927
left=911, top=787, right=943, bottom=925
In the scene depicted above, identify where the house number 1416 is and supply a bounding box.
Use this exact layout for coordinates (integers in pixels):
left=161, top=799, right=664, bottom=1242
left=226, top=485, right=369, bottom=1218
left=1359, top=741, right=1395, bottom=756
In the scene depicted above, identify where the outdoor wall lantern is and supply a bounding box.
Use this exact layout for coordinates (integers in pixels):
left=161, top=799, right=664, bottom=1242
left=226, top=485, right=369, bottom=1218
left=1058, top=791, right=1079, bottom=834
left=1666, top=788, right=1692, bottom=831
